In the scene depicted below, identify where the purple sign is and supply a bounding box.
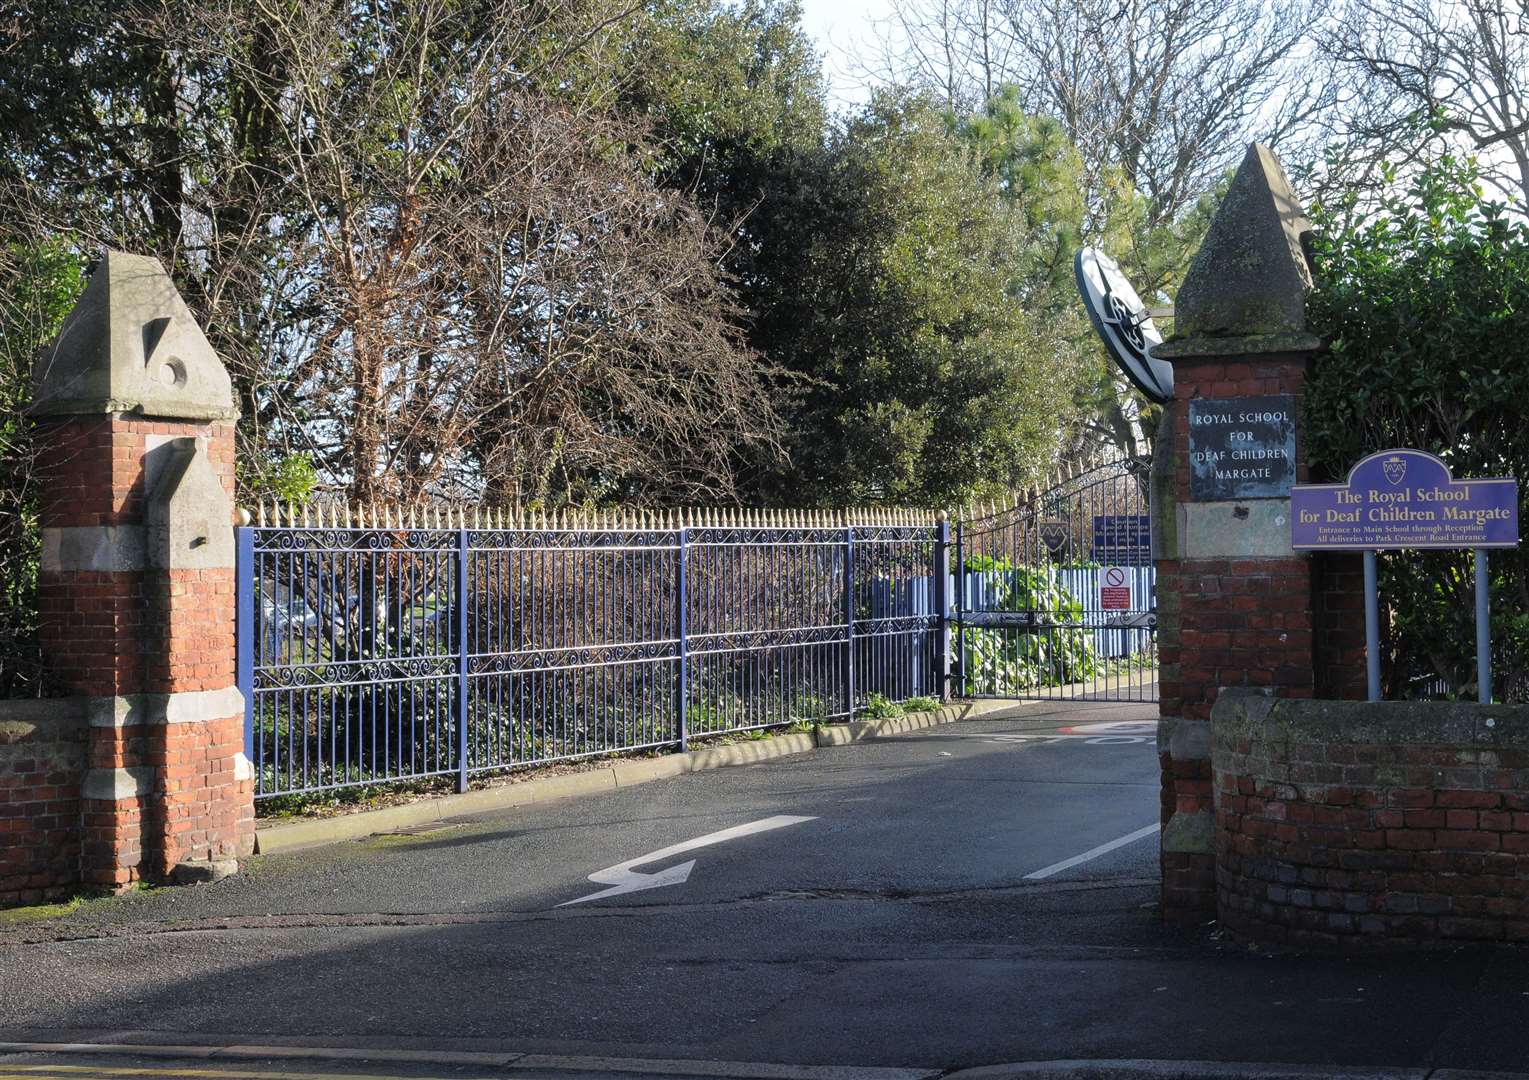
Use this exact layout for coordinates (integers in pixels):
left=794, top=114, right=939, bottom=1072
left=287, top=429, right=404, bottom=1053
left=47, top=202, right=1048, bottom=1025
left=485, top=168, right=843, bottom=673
left=1291, top=449, right=1519, bottom=550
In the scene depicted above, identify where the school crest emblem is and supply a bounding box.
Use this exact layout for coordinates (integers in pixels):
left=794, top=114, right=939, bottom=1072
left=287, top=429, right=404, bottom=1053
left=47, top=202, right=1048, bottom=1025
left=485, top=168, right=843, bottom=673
left=1039, top=520, right=1069, bottom=555
left=1383, top=456, right=1407, bottom=485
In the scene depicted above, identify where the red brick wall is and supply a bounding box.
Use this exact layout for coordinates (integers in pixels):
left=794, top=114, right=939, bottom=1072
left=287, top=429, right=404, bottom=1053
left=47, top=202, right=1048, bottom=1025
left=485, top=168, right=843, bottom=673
left=1159, top=556, right=1315, bottom=722
left=0, top=701, right=87, bottom=904
left=154, top=568, right=237, bottom=691
left=36, top=571, right=144, bottom=697
left=1214, top=693, right=1529, bottom=949
left=32, top=418, right=235, bottom=529
left=1161, top=353, right=1316, bottom=719
left=156, top=713, right=252, bottom=873
left=1163, top=851, right=1217, bottom=922
left=1313, top=553, right=1369, bottom=700
left=14, top=413, right=250, bottom=899
left=80, top=794, right=148, bottom=889
left=1156, top=353, right=1326, bottom=925
left=150, top=559, right=250, bottom=875
left=34, top=419, right=237, bottom=700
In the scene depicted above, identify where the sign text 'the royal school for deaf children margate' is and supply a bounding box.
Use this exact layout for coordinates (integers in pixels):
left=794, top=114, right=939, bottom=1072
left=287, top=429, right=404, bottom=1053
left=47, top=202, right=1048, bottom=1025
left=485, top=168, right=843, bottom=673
left=1290, top=449, right=1518, bottom=550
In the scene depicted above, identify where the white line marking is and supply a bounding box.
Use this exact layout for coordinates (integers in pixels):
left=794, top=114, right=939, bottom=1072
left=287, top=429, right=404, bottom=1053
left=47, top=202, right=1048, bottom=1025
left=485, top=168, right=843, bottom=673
left=1022, top=823, right=1159, bottom=880
left=559, top=814, right=817, bottom=906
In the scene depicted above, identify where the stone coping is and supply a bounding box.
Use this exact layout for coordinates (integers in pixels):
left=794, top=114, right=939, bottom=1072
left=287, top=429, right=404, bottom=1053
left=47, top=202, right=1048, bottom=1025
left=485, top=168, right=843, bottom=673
left=1154, top=333, right=1322, bottom=359
left=1211, top=687, right=1529, bottom=748
left=0, top=697, right=86, bottom=738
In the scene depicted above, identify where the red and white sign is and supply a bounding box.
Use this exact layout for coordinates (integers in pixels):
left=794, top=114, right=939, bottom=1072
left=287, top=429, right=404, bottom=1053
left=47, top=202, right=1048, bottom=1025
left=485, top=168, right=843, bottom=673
left=1100, top=566, right=1132, bottom=610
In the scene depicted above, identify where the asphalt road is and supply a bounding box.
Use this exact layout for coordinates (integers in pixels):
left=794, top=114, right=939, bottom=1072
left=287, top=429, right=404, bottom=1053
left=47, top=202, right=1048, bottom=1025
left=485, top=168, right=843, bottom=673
left=3, top=700, right=1528, bottom=1078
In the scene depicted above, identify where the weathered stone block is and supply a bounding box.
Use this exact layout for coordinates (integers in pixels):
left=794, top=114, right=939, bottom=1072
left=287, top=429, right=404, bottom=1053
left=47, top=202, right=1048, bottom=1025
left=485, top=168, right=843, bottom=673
left=33, top=251, right=236, bottom=421
left=1177, top=500, right=1298, bottom=560
left=146, top=437, right=235, bottom=571
left=1166, top=144, right=1316, bottom=342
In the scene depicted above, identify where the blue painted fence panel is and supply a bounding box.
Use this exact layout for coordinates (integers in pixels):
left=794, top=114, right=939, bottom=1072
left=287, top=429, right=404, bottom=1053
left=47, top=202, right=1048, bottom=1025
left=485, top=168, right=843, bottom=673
left=237, top=523, right=941, bottom=799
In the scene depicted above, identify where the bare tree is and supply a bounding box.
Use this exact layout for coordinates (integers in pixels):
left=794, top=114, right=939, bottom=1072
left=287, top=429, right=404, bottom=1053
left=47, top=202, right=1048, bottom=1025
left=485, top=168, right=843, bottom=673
left=1318, top=0, right=1529, bottom=207
left=867, top=0, right=1327, bottom=230
left=18, top=0, right=786, bottom=507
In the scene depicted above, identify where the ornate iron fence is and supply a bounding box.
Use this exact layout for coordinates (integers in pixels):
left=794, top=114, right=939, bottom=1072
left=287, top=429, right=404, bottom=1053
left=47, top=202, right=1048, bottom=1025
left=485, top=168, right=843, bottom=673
left=236, top=507, right=946, bottom=799
left=955, top=457, right=1158, bottom=702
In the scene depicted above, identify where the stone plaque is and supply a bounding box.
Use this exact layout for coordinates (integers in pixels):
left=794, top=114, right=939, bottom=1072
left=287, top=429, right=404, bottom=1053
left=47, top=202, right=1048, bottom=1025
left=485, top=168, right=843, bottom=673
left=1188, top=394, right=1296, bottom=500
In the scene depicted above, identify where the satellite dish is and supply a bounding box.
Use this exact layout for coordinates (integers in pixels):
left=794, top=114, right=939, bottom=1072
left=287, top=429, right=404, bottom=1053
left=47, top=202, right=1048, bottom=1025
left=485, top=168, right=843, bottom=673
left=1074, top=248, right=1173, bottom=404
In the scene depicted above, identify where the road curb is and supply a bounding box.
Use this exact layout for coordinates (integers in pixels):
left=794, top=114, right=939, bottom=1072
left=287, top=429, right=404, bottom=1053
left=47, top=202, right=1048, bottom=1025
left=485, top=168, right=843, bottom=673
left=0, top=1039, right=938, bottom=1080
left=0, top=1041, right=1521, bottom=1080
left=943, top=1062, right=1529, bottom=1080
left=813, top=698, right=1017, bottom=745
left=254, top=699, right=1024, bottom=855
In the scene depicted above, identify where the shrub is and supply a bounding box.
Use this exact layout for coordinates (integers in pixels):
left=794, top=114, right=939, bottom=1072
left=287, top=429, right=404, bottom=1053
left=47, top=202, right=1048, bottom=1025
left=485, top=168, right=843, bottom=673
left=959, top=553, right=1098, bottom=693
left=1305, top=156, right=1529, bottom=700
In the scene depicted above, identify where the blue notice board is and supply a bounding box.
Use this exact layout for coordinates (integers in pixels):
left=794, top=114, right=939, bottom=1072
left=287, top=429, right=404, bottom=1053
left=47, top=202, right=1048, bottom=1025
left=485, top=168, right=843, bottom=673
left=1291, top=449, right=1518, bottom=550
left=1092, top=514, right=1152, bottom=564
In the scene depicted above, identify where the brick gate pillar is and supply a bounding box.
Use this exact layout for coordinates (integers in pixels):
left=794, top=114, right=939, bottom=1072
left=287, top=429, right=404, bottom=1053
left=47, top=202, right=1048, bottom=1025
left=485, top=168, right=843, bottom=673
left=1152, top=145, right=1328, bottom=924
left=33, top=251, right=254, bottom=889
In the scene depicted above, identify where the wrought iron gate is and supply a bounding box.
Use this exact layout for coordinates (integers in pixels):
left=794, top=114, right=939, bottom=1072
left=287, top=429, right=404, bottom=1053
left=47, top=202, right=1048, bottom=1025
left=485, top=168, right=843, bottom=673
left=955, top=458, right=1157, bottom=702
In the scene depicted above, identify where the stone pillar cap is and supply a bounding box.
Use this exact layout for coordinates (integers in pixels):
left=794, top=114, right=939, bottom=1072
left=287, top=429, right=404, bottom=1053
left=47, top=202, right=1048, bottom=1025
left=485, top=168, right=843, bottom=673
left=32, top=250, right=237, bottom=420
left=1157, top=143, right=1321, bottom=358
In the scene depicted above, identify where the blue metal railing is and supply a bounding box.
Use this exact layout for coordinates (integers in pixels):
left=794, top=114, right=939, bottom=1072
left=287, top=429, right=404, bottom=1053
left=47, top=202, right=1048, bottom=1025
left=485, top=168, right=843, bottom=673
left=237, top=520, right=943, bottom=799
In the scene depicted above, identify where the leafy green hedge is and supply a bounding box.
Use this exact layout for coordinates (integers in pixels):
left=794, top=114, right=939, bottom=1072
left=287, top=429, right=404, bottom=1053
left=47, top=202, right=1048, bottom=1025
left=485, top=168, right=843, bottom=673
left=1305, top=157, right=1529, bottom=701
left=0, top=242, right=83, bottom=697
left=960, top=554, right=1099, bottom=693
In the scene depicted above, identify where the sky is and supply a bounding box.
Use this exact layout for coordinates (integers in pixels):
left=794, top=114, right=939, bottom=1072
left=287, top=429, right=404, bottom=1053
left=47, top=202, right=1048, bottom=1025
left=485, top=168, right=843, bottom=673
left=796, top=0, right=896, bottom=107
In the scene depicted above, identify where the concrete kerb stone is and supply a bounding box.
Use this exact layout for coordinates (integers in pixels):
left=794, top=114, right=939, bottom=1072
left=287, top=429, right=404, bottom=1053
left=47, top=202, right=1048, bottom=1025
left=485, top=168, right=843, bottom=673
left=944, top=1062, right=1434, bottom=1080
left=168, top=858, right=239, bottom=885
left=254, top=699, right=1027, bottom=855
left=0, top=1040, right=938, bottom=1080
left=504, top=1053, right=938, bottom=1079
left=815, top=699, right=1023, bottom=746
left=254, top=770, right=621, bottom=854
left=0, top=1043, right=1521, bottom=1080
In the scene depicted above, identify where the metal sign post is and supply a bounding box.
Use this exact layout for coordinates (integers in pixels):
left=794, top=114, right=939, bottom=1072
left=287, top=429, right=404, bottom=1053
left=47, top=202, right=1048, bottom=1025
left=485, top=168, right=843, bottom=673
left=1363, top=550, right=1381, bottom=702
left=1476, top=548, right=1492, bottom=704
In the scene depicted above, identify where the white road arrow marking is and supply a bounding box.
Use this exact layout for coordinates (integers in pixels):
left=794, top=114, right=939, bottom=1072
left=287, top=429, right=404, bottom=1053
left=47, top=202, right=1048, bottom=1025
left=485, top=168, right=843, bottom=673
left=558, top=814, right=817, bottom=907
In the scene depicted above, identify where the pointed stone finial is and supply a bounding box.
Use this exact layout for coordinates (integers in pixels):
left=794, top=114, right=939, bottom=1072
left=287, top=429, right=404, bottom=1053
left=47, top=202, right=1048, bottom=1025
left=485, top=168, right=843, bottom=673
left=1165, top=144, right=1319, bottom=349
left=34, top=250, right=237, bottom=420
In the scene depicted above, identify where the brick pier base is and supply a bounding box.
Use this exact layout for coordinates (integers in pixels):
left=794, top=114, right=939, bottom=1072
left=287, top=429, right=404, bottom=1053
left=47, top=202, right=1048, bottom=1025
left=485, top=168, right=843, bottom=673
left=1, top=249, right=256, bottom=902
